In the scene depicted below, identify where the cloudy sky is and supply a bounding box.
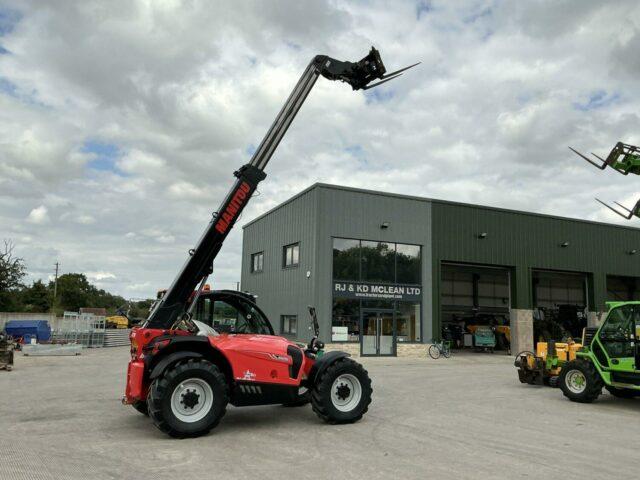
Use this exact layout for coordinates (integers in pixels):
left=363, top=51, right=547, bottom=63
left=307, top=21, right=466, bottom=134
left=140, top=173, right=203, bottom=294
left=1, top=0, right=639, bottom=299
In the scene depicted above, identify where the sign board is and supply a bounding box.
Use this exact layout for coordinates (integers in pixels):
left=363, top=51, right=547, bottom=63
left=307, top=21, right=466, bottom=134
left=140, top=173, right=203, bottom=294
left=333, top=281, right=422, bottom=302
left=331, top=326, right=349, bottom=342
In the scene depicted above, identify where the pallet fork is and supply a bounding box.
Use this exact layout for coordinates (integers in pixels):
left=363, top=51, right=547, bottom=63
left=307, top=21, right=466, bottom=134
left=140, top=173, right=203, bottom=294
left=570, top=142, right=640, bottom=219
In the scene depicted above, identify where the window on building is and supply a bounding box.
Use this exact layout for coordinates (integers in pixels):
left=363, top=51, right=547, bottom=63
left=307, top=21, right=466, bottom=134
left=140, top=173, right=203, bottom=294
left=281, top=315, right=297, bottom=335
left=251, top=251, right=264, bottom=273
left=333, top=238, right=360, bottom=280
left=360, top=241, right=395, bottom=283
left=395, top=301, right=421, bottom=342
left=396, top=243, right=421, bottom=284
left=332, top=299, right=360, bottom=342
left=283, top=242, right=300, bottom=268
left=332, top=238, right=421, bottom=285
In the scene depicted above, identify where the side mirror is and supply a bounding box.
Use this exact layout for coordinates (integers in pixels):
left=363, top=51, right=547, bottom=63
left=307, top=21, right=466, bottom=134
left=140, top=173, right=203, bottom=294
left=308, top=306, right=320, bottom=338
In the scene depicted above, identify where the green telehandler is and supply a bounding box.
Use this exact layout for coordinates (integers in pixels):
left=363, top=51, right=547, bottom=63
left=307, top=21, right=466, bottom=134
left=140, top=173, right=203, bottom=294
left=570, top=142, right=640, bottom=219
left=559, top=301, right=640, bottom=402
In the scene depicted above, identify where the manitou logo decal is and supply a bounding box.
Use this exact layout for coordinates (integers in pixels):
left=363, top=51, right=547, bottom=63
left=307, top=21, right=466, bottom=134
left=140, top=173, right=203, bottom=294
left=215, top=182, right=251, bottom=234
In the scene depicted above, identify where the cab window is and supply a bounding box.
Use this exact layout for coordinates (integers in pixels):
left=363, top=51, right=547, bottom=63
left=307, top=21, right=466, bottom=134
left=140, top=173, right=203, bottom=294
left=599, top=305, right=638, bottom=358
left=195, top=295, right=272, bottom=335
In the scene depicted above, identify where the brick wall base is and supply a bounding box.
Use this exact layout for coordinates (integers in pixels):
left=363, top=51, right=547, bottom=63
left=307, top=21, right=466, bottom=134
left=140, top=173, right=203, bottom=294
left=322, top=343, right=429, bottom=358
left=396, top=343, right=429, bottom=358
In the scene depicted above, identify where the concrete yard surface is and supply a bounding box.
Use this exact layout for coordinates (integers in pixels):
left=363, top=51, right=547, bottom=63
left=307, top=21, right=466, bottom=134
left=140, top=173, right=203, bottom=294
left=0, top=347, right=638, bottom=480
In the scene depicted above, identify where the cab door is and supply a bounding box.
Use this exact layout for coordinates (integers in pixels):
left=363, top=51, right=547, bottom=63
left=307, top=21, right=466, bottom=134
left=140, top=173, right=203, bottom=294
left=596, top=305, right=639, bottom=383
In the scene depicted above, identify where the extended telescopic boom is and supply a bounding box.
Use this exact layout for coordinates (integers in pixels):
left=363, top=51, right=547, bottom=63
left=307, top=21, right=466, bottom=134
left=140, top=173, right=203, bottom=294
left=145, top=47, right=418, bottom=329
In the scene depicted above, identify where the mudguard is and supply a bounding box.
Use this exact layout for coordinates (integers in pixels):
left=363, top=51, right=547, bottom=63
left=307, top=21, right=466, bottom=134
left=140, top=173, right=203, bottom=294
left=308, top=351, right=351, bottom=386
left=149, top=351, right=204, bottom=380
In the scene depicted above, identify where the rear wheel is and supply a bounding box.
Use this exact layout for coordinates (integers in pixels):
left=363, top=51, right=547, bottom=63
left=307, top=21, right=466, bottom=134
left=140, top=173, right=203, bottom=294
left=559, top=359, right=603, bottom=403
left=311, top=358, right=372, bottom=424
left=605, top=386, right=640, bottom=398
left=147, top=358, right=229, bottom=438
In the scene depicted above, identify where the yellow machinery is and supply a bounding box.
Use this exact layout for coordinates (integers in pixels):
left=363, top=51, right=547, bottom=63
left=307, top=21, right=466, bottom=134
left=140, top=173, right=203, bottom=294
left=106, top=315, right=129, bottom=329
left=515, top=340, right=582, bottom=386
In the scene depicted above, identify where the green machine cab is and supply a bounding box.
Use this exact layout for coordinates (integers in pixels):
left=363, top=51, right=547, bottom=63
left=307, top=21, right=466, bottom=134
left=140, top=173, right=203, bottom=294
left=559, top=301, right=640, bottom=402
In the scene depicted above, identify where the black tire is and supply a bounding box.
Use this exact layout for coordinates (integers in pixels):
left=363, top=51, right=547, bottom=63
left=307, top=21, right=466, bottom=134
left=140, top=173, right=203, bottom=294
left=311, top=358, right=372, bottom=424
left=559, top=359, right=603, bottom=403
left=428, top=344, right=441, bottom=359
left=132, top=400, right=149, bottom=416
left=147, top=358, right=229, bottom=438
left=605, top=386, right=640, bottom=398
left=548, top=376, right=559, bottom=388
left=282, top=387, right=310, bottom=407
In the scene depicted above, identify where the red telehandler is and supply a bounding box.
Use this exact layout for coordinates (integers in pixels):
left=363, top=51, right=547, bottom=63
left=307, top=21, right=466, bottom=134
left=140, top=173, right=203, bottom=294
left=123, top=47, right=417, bottom=438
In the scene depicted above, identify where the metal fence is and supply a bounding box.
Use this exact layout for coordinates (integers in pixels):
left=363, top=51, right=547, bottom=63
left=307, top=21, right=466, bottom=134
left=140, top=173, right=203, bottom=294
left=51, top=313, right=106, bottom=348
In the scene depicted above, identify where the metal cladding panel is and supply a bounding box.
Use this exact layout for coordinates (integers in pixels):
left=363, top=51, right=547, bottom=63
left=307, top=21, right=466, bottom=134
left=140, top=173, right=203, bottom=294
left=241, top=183, right=640, bottom=346
left=431, top=202, right=640, bottom=315
left=241, top=188, right=318, bottom=340
left=314, top=186, right=433, bottom=343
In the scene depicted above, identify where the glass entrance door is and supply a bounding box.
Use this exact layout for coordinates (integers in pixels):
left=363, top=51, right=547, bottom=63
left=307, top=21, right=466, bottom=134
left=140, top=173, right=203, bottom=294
left=361, top=310, right=395, bottom=356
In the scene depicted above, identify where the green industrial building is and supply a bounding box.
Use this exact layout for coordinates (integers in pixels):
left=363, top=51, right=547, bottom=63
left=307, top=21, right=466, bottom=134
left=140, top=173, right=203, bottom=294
left=241, top=184, right=640, bottom=357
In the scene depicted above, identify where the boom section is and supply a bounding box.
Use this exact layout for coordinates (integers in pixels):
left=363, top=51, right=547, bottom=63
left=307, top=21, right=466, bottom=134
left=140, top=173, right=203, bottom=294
left=145, top=48, right=416, bottom=329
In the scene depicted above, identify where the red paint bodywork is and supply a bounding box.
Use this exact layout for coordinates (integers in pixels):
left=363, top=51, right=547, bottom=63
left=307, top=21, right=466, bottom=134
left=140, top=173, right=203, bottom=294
left=124, top=327, right=315, bottom=405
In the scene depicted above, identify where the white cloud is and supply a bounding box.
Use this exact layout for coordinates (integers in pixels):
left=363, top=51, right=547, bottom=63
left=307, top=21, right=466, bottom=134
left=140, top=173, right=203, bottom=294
left=75, top=214, right=96, bottom=225
left=1, top=0, right=640, bottom=299
left=26, top=205, right=49, bottom=224
left=87, top=271, right=116, bottom=281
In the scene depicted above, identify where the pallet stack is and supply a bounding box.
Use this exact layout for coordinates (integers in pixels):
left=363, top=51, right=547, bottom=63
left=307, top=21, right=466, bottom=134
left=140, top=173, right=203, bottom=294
left=103, top=329, right=131, bottom=347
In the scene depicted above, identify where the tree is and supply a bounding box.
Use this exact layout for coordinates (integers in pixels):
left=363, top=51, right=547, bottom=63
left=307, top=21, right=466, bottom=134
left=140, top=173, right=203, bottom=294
left=51, top=273, right=93, bottom=312
left=0, top=239, right=26, bottom=291
left=21, top=280, right=51, bottom=312
left=0, top=239, right=26, bottom=311
left=49, top=273, right=129, bottom=314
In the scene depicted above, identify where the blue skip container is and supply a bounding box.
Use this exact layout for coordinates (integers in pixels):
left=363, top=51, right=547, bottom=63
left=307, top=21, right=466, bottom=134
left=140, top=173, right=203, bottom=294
left=4, top=320, right=52, bottom=343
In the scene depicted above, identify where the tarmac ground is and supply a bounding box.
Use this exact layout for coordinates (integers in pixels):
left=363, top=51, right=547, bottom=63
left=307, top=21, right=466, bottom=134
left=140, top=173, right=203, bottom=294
left=1, top=347, right=638, bottom=479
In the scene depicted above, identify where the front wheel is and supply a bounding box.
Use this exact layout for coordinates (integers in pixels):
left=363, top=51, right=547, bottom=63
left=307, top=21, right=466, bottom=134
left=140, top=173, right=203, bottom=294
left=147, top=359, right=229, bottom=438
left=559, top=359, right=603, bottom=403
left=428, top=344, right=441, bottom=359
left=311, top=358, right=372, bottom=424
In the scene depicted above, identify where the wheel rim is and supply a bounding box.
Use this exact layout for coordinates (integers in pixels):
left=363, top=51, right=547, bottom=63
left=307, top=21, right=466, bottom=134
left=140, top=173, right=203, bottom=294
left=170, top=378, right=214, bottom=423
left=331, top=374, right=362, bottom=412
left=565, top=369, right=587, bottom=394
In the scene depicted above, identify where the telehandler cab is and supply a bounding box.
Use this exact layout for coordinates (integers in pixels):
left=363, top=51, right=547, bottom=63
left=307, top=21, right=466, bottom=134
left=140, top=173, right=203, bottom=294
left=122, top=47, right=417, bottom=437
left=559, top=302, right=640, bottom=402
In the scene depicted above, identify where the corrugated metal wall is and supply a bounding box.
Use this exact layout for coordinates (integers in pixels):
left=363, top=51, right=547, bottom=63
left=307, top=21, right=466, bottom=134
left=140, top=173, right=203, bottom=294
left=241, top=188, right=319, bottom=339
left=431, top=201, right=640, bottom=335
left=241, top=184, right=640, bottom=345
left=315, top=186, right=433, bottom=342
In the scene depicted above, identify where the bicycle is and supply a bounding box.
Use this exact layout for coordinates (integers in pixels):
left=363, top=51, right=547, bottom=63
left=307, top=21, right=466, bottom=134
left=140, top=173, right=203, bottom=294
left=428, top=340, right=451, bottom=359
